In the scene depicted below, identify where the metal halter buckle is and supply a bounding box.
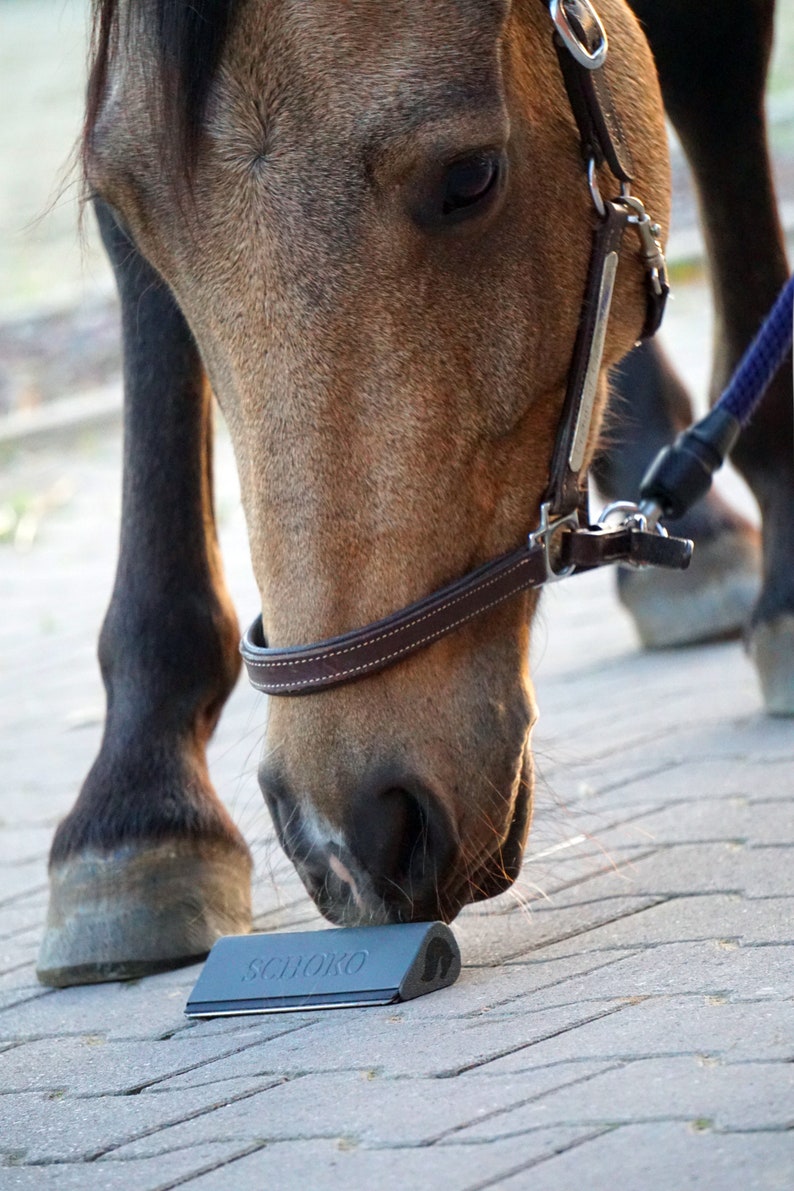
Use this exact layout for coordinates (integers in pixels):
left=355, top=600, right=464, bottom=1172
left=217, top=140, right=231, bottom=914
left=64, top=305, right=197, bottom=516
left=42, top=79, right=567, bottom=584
left=528, top=502, right=581, bottom=582
left=550, top=0, right=609, bottom=71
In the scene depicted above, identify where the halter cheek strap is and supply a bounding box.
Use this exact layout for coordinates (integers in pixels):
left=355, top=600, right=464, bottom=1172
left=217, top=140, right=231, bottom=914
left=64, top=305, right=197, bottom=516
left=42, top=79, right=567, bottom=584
left=240, top=0, right=687, bottom=698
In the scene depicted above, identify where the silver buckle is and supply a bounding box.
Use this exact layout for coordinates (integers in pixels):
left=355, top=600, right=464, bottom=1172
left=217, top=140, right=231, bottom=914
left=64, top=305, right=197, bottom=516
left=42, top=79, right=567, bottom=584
left=529, top=503, right=581, bottom=582
left=550, top=0, right=609, bottom=71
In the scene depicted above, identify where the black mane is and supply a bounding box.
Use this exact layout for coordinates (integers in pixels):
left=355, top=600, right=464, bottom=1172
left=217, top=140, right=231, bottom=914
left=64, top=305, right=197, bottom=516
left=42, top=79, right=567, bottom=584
left=85, top=0, right=238, bottom=175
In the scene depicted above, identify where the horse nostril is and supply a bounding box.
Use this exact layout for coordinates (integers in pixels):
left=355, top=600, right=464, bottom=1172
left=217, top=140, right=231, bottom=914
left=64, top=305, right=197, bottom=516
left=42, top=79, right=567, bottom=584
left=349, top=782, right=456, bottom=914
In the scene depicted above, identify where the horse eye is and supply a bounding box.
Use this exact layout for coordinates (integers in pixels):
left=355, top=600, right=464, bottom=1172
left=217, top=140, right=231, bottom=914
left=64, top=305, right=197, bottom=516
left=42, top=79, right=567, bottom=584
left=441, top=155, right=500, bottom=218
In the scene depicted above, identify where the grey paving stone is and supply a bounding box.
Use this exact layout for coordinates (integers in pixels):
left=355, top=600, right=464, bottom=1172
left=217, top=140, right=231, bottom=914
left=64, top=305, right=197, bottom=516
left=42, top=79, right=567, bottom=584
left=453, top=1058, right=794, bottom=1139
left=0, top=896, right=48, bottom=943
left=0, top=971, right=203, bottom=1043
left=517, top=893, right=794, bottom=950
left=0, top=942, right=39, bottom=983
left=536, top=637, right=756, bottom=739
left=169, top=1130, right=602, bottom=1191
left=474, top=994, right=794, bottom=1072
left=577, top=841, right=794, bottom=899
left=501, top=866, right=710, bottom=934
left=457, top=895, right=669, bottom=957
left=0, top=1144, right=256, bottom=1190
left=746, top=803, right=794, bottom=844
left=152, top=999, right=625, bottom=1087
left=577, top=756, right=794, bottom=808
left=542, top=747, right=794, bottom=814
left=0, top=965, right=38, bottom=994
left=582, top=798, right=754, bottom=846
left=0, top=861, right=48, bottom=906
left=166, top=1007, right=320, bottom=1043
left=114, top=1064, right=616, bottom=1155
left=489, top=941, right=794, bottom=1006
left=0, top=1080, right=282, bottom=1164
left=0, top=1024, right=314, bottom=1095
left=0, top=987, right=49, bottom=1015
left=609, top=797, right=784, bottom=848
left=448, top=947, right=637, bottom=1010
left=0, top=827, right=53, bottom=866
left=515, top=828, right=661, bottom=891
left=739, top=849, right=794, bottom=897
left=491, top=1121, right=794, bottom=1191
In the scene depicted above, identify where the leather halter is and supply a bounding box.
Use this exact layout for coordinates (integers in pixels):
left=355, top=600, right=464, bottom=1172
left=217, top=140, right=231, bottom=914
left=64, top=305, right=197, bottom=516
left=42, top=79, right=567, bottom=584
left=241, top=0, right=691, bottom=697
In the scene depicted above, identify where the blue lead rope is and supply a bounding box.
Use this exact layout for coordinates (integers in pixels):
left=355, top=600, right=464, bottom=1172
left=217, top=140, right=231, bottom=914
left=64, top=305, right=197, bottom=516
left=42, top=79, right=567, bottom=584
left=720, top=272, right=794, bottom=425
left=639, top=273, right=794, bottom=522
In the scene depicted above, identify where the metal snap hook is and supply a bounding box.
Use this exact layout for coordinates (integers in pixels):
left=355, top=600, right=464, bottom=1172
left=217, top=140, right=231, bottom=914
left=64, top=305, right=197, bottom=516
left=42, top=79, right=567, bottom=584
left=550, top=0, right=609, bottom=71
left=618, top=193, right=668, bottom=298
left=597, top=500, right=669, bottom=537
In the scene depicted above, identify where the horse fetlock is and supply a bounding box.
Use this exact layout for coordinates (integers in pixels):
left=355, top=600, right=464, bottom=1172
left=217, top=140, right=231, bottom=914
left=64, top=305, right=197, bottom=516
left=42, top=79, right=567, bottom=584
left=37, top=837, right=252, bottom=987
left=747, top=615, right=794, bottom=717
left=618, top=523, right=761, bottom=648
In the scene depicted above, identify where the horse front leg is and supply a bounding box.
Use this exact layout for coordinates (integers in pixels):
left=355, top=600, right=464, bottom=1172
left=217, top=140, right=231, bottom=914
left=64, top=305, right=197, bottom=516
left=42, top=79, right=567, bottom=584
left=37, top=203, right=252, bottom=987
left=646, top=0, right=793, bottom=713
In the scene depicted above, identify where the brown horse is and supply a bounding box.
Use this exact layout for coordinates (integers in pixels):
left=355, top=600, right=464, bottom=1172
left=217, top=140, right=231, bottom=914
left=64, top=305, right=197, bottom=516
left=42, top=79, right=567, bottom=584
left=36, top=0, right=787, bottom=986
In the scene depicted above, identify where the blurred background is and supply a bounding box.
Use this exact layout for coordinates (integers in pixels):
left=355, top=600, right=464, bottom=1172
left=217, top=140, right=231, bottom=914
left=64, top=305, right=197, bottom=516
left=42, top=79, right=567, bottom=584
left=0, top=0, right=792, bottom=500
left=1, top=0, right=793, bottom=429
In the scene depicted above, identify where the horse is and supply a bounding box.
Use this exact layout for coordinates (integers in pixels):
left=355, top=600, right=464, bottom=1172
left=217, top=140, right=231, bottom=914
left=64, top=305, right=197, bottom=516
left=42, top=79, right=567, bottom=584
left=37, top=0, right=792, bottom=987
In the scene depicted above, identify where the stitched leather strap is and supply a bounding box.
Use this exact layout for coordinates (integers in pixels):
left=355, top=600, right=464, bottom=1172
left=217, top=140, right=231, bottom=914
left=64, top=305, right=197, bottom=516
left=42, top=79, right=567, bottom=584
left=240, top=526, right=691, bottom=695
left=241, top=542, right=549, bottom=695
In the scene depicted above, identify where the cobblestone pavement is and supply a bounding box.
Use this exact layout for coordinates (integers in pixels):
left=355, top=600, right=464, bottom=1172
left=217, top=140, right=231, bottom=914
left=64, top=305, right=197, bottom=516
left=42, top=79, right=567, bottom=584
left=1, top=323, right=793, bottom=1188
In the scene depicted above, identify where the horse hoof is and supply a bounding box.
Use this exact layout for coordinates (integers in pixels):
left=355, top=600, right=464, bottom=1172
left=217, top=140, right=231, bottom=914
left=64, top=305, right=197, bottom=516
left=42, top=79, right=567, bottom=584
left=37, top=839, right=252, bottom=987
left=748, top=615, right=794, bottom=716
left=617, top=529, right=760, bottom=648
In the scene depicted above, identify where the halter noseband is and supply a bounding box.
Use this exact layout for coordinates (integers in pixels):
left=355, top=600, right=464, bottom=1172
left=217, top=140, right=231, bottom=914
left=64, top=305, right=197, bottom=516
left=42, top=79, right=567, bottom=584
left=240, top=0, right=691, bottom=697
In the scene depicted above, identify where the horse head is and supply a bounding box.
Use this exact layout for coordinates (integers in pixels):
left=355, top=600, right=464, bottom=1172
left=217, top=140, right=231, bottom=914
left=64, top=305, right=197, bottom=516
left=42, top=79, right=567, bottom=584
left=86, top=0, right=670, bottom=925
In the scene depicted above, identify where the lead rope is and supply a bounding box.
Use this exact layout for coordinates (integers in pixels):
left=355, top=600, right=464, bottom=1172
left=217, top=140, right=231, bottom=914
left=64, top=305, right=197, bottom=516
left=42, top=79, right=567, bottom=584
left=639, top=273, right=794, bottom=524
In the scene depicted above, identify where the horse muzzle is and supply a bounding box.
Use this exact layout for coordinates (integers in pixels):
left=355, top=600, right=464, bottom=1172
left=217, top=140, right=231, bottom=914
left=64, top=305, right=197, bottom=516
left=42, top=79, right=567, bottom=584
left=260, top=760, right=532, bottom=925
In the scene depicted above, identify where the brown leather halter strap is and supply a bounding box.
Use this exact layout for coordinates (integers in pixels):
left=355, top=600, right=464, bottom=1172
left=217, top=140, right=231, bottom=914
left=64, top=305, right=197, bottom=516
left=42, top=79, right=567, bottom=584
left=240, top=0, right=687, bottom=698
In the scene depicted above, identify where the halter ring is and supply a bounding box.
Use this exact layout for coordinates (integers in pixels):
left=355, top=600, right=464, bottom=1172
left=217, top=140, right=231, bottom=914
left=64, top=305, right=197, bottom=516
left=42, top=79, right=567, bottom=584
left=550, top=0, right=609, bottom=70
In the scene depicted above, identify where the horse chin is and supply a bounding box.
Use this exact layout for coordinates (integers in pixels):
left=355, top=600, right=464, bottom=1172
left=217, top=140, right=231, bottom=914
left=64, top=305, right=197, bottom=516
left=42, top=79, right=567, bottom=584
left=460, top=780, right=533, bottom=908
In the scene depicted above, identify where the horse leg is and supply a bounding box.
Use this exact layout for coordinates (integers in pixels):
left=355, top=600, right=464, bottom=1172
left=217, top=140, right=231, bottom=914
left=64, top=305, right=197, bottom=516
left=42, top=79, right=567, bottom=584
left=593, top=340, right=761, bottom=647
left=601, top=0, right=792, bottom=711
left=37, top=203, right=252, bottom=986
left=636, top=0, right=793, bottom=712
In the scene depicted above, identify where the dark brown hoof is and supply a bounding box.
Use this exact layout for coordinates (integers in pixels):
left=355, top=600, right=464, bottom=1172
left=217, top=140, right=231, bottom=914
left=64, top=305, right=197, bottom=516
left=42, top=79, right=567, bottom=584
left=748, top=615, right=794, bottom=716
left=37, top=838, right=252, bottom=987
left=618, top=528, right=760, bottom=648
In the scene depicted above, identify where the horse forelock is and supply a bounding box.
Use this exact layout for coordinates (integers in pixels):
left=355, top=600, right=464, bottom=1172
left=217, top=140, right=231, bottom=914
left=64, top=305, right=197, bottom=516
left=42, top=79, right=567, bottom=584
left=84, top=0, right=239, bottom=182
left=84, top=0, right=515, bottom=189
